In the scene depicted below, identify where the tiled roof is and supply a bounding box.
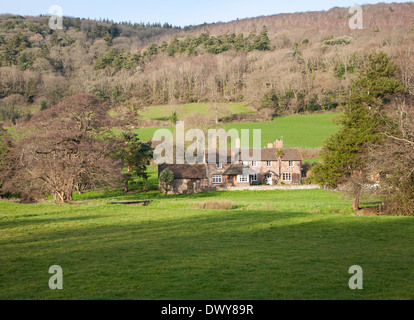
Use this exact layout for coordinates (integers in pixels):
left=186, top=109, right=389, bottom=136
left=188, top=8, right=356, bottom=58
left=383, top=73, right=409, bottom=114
left=238, top=148, right=302, bottom=161
left=158, top=164, right=207, bottom=179
left=223, top=164, right=258, bottom=176
left=205, top=149, right=238, bottom=164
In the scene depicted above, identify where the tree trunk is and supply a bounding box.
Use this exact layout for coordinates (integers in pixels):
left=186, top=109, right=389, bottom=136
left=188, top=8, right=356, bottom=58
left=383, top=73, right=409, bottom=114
left=124, top=167, right=131, bottom=193
left=352, top=189, right=361, bottom=211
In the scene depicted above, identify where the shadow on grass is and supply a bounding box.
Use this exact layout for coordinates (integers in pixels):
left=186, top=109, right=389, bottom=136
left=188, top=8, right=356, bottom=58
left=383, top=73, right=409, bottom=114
left=1, top=210, right=413, bottom=300
left=0, top=214, right=110, bottom=229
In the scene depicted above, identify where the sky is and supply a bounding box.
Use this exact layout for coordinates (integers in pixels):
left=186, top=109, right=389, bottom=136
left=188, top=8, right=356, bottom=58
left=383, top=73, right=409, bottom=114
left=1, top=0, right=412, bottom=27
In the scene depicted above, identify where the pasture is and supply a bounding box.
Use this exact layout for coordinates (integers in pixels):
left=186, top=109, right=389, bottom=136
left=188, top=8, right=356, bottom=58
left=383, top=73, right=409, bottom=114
left=1, top=187, right=413, bottom=300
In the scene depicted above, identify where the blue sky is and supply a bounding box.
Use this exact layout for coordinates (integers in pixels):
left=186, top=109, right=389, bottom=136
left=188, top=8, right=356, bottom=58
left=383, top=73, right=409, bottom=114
left=1, top=1, right=411, bottom=26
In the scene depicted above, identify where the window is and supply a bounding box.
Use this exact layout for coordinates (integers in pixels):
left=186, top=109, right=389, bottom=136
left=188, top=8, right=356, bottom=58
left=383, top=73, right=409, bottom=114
left=252, top=161, right=257, bottom=167
left=267, top=161, right=272, bottom=167
left=216, top=163, right=223, bottom=169
left=283, top=173, right=292, bottom=181
left=242, top=161, right=249, bottom=167
left=252, top=173, right=258, bottom=182
left=212, top=175, right=223, bottom=184
left=289, top=161, right=294, bottom=167
left=237, top=175, right=249, bottom=183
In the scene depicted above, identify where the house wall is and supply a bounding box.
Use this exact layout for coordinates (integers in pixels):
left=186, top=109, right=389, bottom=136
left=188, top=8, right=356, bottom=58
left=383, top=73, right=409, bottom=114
left=207, top=163, right=232, bottom=187
left=207, top=160, right=302, bottom=186
left=239, top=160, right=302, bottom=184
left=161, top=158, right=302, bottom=194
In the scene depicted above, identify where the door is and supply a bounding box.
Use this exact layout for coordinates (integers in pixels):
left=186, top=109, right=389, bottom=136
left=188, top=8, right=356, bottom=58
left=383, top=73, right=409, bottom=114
left=266, top=174, right=273, bottom=185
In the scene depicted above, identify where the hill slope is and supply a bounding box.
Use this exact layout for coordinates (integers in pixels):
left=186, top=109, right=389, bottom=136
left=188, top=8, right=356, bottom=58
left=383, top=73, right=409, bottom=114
left=0, top=2, right=413, bottom=126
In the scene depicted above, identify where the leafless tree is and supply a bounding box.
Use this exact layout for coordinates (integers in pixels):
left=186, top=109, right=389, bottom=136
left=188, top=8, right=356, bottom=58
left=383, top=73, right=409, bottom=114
left=1, top=94, right=126, bottom=203
left=369, top=95, right=414, bottom=215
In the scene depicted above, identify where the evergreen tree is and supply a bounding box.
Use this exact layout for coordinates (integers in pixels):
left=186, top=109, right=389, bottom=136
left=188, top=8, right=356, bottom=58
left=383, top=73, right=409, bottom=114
left=118, top=132, right=153, bottom=192
left=312, top=52, right=405, bottom=210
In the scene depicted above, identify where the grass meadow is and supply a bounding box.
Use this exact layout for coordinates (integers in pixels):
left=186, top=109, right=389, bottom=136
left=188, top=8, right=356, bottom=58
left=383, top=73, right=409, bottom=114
left=223, top=113, right=341, bottom=149
left=134, top=112, right=341, bottom=149
left=1, top=111, right=412, bottom=300
left=1, top=183, right=413, bottom=300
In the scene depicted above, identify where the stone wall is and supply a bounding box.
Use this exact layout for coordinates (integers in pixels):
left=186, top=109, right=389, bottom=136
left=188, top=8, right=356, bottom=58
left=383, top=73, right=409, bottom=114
left=171, top=178, right=209, bottom=194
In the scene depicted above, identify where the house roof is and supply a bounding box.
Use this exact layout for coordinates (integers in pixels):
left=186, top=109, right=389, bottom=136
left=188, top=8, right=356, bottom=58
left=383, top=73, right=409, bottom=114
left=238, top=148, right=302, bottom=161
left=205, top=148, right=302, bottom=163
left=205, top=149, right=237, bottom=164
left=223, top=164, right=258, bottom=176
left=158, top=164, right=207, bottom=179
left=263, top=170, right=279, bottom=176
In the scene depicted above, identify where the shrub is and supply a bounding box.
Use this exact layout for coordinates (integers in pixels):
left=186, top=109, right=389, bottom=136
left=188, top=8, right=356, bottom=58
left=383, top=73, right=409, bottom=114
left=324, top=36, right=354, bottom=46
left=159, top=169, right=174, bottom=195
left=40, top=101, right=48, bottom=111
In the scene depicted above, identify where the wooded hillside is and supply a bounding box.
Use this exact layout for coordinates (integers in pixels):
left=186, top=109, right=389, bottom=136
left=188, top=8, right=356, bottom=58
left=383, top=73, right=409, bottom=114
left=0, top=2, right=413, bottom=125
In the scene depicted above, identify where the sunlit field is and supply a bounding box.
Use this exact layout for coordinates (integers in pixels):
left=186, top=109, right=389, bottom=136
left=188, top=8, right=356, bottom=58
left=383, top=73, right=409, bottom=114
left=1, top=185, right=413, bottom=300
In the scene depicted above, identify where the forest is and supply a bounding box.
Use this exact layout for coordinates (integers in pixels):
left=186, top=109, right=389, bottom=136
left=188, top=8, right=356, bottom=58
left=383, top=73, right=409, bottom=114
left=0, top=2, right=413, bottom=127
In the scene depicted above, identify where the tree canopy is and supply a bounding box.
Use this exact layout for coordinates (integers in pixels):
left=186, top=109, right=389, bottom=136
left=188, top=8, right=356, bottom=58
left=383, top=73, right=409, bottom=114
left=312, top=52, right=405, bottom=210
left=1, top=94, right=128, bottom=202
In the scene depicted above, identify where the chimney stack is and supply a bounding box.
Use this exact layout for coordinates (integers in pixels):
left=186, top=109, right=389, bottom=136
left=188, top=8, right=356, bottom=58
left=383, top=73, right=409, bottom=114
left=275, top=139, right=283, bottom=149
left=235, top=137, right=241, bottom=149
left=267, top=142, right=274, bottom=149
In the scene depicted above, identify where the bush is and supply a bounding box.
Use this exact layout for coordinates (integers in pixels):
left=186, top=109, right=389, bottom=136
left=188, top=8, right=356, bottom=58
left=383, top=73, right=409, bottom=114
left=159, top=169, right=174, bottom=194
left=324, top=36, right=354, bottom=46
left=40, top=101, right=48, bottom=111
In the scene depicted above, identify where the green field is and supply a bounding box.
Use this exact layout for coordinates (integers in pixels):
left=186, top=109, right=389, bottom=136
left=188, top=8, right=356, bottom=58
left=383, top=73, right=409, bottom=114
left=1, top=186, right=413, bottom=300
left=134, top=113, right=341, bottom=149
left=140, top=103, right=254, bottom=121
left=224, top=113, right=341, bottom=149
left=2, top=112, right=411, bottom=300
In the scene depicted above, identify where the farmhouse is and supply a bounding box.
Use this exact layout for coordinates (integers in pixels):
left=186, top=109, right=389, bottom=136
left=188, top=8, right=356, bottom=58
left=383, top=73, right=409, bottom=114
left=159, top=139, right=303, bottom=194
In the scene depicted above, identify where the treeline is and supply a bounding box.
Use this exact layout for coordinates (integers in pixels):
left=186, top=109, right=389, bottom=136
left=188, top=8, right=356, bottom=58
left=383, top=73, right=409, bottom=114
left=93, top=27, right=271, bottom=70
left=142, top=26, right=271, bottom=58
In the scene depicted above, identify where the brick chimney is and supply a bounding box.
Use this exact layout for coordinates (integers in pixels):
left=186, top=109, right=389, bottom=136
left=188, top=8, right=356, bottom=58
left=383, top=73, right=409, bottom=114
left=235, top=137, right=241, bottom=149
left=275, top=139, right=283, bottom=149
left=267, top=142, right=273, bottom=149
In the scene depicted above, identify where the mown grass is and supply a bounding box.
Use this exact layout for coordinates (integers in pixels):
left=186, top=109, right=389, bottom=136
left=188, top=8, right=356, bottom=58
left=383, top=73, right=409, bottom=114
left=0, top=187, right=413, bottom=300
left=132, top=113, right=341, bottom=149
left=224, top=113, right=341, bottom=149
left=140, top=103, right=254, bottom=121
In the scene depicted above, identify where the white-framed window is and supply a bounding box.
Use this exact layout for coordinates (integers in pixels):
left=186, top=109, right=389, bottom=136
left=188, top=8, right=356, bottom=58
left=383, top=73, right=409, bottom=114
left=216, top=163, right=223, bottom=169
left=252, top=173, right=258, bottom=182
left=283, top=173, right=292, bottom=181
left=252, top=161, right=257, bottom=167
left=237, top=175, right=249, bottom=183
left=212, top=175, right=223, bottom=184
left=267, top=161, right=272, bottom=167
left=289, top=161, right=294, bottom=167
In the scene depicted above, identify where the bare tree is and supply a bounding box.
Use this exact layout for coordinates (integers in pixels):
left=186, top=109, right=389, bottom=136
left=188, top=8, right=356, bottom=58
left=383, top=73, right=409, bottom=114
left=1, top=94, right=125, bottom=203
left=369, top=95, right=414, bottom=215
